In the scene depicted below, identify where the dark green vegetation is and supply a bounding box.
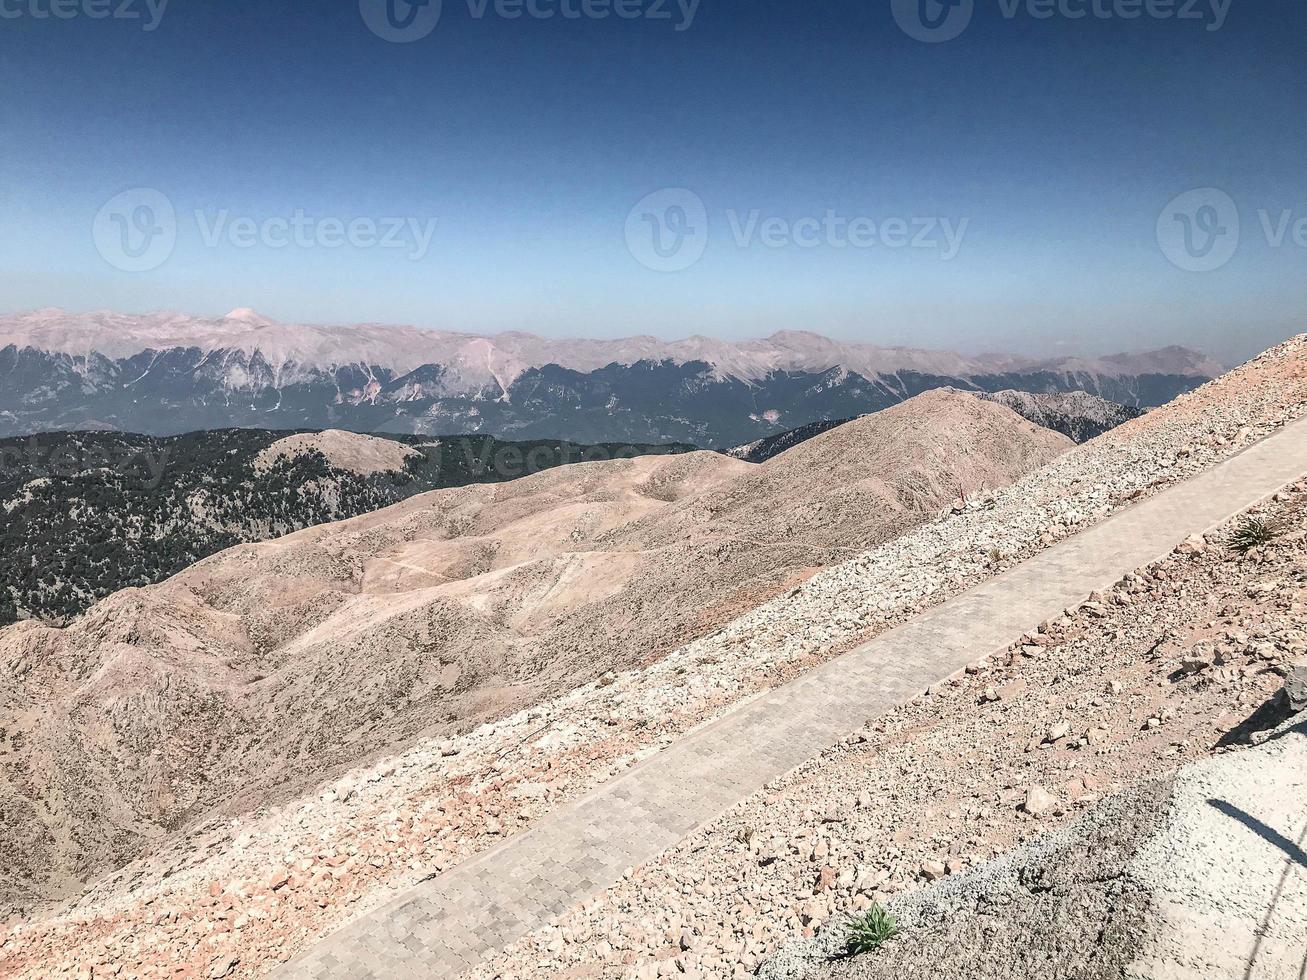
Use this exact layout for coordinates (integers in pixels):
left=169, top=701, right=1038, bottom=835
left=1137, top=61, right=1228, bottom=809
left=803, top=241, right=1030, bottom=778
left=842, top=906, right=900, bottom=957
left=1230, top=515, right=1283, bottom=554
left=0, top=429, right=693, bottom=626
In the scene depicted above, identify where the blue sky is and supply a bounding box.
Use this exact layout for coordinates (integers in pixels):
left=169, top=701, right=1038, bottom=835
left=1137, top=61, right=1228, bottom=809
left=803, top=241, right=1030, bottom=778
left=1, top=0, right=1304, bottom=361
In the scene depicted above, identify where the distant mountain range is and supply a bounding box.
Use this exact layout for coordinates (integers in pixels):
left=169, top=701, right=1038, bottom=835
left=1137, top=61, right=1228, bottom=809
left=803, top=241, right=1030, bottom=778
left=0, top=309, right=1223, bottom=446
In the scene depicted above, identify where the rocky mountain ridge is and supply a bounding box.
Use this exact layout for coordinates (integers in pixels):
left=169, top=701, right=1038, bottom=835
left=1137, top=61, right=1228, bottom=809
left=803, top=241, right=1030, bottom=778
left=730, top=390, right=1142, bottom=462
left=977, top=390, right=1146, bottom=443
left=0, top=309, right=1219, bottom=445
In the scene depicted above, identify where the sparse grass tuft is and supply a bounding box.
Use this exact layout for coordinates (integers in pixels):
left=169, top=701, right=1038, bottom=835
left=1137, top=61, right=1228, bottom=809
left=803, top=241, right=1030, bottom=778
left=843, top=904, right=899, bottom=956
left=1230, top=515, right=1282, bottom=554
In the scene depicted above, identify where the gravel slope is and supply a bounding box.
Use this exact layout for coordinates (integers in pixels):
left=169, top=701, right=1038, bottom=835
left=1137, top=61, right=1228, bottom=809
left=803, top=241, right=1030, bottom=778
left=462, top=479, right=1307, bottom=979
left=761, top=714, right=1306, bottom=980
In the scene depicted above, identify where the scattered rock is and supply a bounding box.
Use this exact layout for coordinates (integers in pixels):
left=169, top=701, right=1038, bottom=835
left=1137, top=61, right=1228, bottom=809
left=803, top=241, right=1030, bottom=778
left=1287, top=662, right=1307, bottom=711
left=814, top=866, right=837, bottom=893
left=1177, top=652, right=1213, bottom=676
left=1045, top=721, right=1071, bottom=744
left=1023, top=785, right=1058, bottom=817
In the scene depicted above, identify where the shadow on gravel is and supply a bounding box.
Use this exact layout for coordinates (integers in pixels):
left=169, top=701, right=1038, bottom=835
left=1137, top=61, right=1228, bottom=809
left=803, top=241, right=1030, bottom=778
left=1207, top=792, right=1307, bottom=980
left=1207, top=799, right=1307, bottom=869
left=1214, top=695, right=1303, bottom=749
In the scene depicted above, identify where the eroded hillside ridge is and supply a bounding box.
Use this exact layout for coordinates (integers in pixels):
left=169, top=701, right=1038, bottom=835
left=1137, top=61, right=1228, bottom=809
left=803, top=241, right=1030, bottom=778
left=0, top=309, right=1218, bottom=444
left=0, top=429, right=693, bottom=626
left=0, top=391, right=1069, bottom=911
left=730, top=389, right=1143, bottom=463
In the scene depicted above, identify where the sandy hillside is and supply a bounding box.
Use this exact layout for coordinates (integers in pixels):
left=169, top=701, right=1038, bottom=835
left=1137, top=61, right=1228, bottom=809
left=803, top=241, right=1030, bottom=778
left=252, top=430, right=421, bottom=476
left=0, top=390, right=1069, bottom=909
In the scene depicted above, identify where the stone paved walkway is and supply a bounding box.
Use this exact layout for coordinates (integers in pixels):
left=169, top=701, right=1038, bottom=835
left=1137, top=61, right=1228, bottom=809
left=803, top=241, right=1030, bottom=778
left=280, top=416, right=1307, bottom=979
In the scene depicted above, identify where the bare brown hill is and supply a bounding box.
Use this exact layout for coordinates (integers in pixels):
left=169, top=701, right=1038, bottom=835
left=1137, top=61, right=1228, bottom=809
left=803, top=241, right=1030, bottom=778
left=0, top=390, right=1071, bottom=909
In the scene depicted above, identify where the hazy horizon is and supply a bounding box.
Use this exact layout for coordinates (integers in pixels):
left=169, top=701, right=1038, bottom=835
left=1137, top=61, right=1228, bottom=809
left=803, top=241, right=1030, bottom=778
left=0, top=302, right=1259, bottom=365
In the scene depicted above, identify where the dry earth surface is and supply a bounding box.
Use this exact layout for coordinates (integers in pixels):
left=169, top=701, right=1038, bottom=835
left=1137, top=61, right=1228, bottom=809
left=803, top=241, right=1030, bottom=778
left=1, top=337, right=1305, bottom=979
left=0, top=392, right=1067, bottom=912
left=757, top=706, right=1306, bottom=980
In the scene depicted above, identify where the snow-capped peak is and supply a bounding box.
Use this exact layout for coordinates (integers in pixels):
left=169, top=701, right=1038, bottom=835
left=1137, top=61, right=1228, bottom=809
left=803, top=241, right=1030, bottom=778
left=224, top=308, right=274, bottom=327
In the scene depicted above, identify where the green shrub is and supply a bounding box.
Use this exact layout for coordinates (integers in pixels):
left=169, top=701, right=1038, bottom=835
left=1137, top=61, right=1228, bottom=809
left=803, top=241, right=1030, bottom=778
left=1230, top=516, right=1281, bottom=554
left=843, top=904, right=899, bottom=956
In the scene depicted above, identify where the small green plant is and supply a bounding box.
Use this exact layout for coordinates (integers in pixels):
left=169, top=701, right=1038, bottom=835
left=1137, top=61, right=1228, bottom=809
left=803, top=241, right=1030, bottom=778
left=1230, top=516, right=1281, bottom=554
left=843, top=904, right=899, bottom=956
